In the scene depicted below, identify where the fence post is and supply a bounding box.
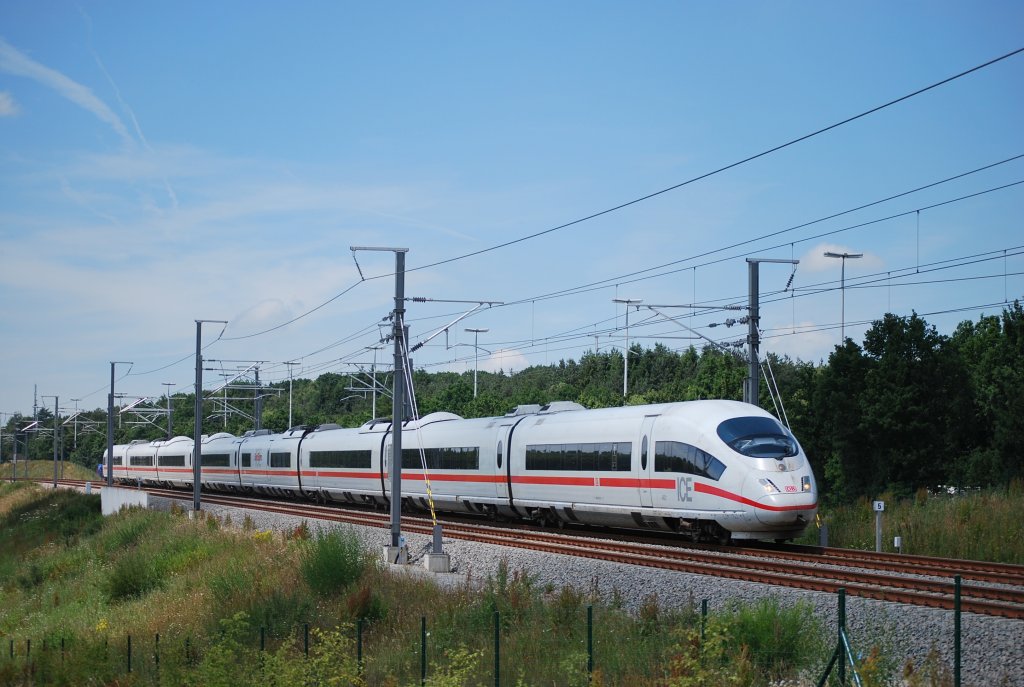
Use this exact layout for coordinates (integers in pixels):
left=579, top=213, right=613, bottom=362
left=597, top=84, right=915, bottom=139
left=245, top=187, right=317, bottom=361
left=838, top=588, right=846, bottom=685
left=494, top=611, right=500, bottom=687
left=304, top=623, right=309, bottom=658
left=260, top=626, right=265, bottom=652
left=357, top=619, right=364, bottom=674
left=185, top=637, right=190, bottom=666
left=421, top=616, right=427, bottom=686
left=127, top=634, right=132, bottom=673
left=954, top=575, right=961, bottom=687
left=587, top=605, right=593, bottom=680
left=61, top=636, right=64, bottom=666
left=155, top=633, right=160, bottom=673
left=700, top=599, right=708, bottom=645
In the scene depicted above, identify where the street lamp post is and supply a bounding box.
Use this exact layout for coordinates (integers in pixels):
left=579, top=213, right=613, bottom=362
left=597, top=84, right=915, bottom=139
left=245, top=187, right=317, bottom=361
left=824, top=251, right=863, bottom=343
left=464, top=328, right=489, bottom=398
left=53, top=396, right=58, bottom=487
left=70, top=399, right=80, bottom=449
left=284, top=361, right=299, bottom=428
left=162, top=383, right=175, bottom=438
left=107, top=362, right=133, bottom=487
left=42, top=395, right=58, bottom=487
left=612, top=298, right=643, bottom=397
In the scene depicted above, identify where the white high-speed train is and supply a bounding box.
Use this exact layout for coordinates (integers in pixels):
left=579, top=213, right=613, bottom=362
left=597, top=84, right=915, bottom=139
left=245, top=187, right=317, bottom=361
left=105, top=400, right=818, bottom=542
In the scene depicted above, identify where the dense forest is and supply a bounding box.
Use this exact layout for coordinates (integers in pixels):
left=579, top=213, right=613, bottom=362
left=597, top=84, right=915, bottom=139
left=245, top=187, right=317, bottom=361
left=5, top=303, right=1021, bottom=506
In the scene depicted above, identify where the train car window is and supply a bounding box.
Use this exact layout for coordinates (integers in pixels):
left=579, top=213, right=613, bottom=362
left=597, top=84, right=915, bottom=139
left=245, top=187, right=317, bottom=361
left=159, top=454, right=186, bottom=467
left=111, top=457, right=123, bottom=466
left=241, top=452, right=251, bottom=467
left=716, top=417, right=798, bottom=459
left=402, top=447, right=479, bottom=470
left=202, top=453, right=231, bottom=467
left=130, top=455, right=154, bottom=466
left=310, top=450, right=372, bottom=469
left=497, top=441, right=503, bottom=469
left=641, top=437, right=648, bottom=471
left=655, top=441, right=726, bottom=481
left=270, top=452, right=291, bottom=468
left=525, top=443, right=631, bottom=471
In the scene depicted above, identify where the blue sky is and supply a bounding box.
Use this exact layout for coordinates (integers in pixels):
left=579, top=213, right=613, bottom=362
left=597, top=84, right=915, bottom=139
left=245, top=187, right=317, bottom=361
left=1, top=2, right=1022, bottom=422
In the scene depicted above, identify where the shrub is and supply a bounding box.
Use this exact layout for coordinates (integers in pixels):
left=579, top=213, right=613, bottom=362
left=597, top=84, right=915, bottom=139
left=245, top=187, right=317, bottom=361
left=98, top=508, right=164, bottom=553
left=665, top=621, right=755, bottom=687
left=347, top=583, right=387, bottom=622
left=718, top=598, right=822, bottom=681
left=289, top=520, right=311, bottom=540
left=245, top=587, right=312, bottom=636
left=105, top=551, right=163, bottom=601
left=300, top=527, right=367, bottom=594
left=16, top=560, right=44, bottom=590
left=269, top=625, right=364, bottom=687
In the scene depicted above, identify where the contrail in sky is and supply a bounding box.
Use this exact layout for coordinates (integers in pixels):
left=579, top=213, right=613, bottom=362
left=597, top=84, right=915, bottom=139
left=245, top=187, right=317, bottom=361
left=0, top=37, right=135, bottom=147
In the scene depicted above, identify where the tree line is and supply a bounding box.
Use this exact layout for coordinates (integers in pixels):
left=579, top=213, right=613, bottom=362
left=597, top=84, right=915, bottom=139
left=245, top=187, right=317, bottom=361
left=5, top=302, right=1021, bottom=505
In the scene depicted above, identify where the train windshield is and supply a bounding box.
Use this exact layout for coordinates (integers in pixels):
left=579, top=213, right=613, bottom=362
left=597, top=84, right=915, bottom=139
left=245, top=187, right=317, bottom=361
left=716, top=416, right=798, bottom=459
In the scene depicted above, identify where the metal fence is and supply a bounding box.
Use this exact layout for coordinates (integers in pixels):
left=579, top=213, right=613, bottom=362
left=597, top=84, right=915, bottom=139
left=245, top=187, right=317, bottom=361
left=0, top=588, right=966, bottom=686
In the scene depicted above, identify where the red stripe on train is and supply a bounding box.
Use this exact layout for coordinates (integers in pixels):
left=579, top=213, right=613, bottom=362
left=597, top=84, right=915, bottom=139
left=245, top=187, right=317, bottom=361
left=694, top=482, right=816, bottom=512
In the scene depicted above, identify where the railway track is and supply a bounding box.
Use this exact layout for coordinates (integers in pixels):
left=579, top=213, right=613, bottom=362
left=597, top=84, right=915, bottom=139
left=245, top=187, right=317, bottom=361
left=58, top=480, right=1024, bottom=619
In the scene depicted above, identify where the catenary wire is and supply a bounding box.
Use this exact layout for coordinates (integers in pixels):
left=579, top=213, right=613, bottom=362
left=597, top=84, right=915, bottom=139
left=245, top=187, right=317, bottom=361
left=404, top=48, right=1024, bottom=274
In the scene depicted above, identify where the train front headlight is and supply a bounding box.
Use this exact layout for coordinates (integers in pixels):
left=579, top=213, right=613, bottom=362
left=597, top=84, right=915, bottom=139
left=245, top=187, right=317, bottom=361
left=801, top=476, right=812, bottom=492
left=758, top=478, right=780, bottom=494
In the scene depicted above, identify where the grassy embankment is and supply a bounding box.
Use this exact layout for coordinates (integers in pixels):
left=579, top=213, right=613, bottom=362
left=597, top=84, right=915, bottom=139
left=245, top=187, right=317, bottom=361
left=797, top=480, right=1024, bottom=564
left=0, top=459, right=98, bottom=482
left=0, top=482, right=861, bottom=687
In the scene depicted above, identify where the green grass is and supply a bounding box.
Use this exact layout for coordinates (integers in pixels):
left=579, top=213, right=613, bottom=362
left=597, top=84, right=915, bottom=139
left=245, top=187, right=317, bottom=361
left=300, top=526, right=370, bottom=595
left=2, top=485, right=983, bottom=686
left=0, top=459, right=99, bottom=482
left=799, top=480, right=1024, bottom=563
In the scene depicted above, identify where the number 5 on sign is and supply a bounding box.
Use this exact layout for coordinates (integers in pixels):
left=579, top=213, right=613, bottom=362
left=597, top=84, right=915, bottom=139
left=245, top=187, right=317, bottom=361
left=872, top=501, right=884, bottom=553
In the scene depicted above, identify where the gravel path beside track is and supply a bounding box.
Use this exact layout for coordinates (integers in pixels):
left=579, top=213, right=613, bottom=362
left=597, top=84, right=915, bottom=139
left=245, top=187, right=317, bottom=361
left=150, top=495, right=1023, bottom=686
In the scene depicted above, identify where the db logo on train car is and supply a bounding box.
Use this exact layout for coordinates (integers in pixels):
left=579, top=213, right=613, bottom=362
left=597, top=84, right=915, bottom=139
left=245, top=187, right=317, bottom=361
left=255, top=452, right=263, bottom=464
left=784, top=486, right=798, bottom=493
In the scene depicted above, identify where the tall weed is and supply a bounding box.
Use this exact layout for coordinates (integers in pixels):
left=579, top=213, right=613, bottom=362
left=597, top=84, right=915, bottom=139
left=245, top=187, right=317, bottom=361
left=300, top=527, right=368, bottom=594
left=802, top=483, right=1024, bottom=563
left=718, top=598, right=824, bottom=681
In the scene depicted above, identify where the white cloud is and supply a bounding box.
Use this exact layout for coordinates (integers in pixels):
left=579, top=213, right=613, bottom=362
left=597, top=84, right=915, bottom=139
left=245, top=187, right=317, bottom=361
left=0, top=38, right=134, bottom=147
left=0, top=90, right=18, bottom=116
left=481, top=348, right=530, bottom=374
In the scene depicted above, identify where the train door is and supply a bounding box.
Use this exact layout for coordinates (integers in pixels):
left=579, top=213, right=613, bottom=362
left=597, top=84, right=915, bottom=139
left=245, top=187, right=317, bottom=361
left=495, top=423, right=513, bottom=501
left=638, top=415, right=658, bottom=509
left=381, top=436, right=393, bottom=499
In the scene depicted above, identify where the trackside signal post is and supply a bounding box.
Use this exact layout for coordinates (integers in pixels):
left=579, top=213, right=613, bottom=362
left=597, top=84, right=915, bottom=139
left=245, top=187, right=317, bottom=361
left=873, top=500, right=884, bottom=552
